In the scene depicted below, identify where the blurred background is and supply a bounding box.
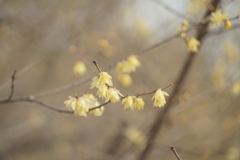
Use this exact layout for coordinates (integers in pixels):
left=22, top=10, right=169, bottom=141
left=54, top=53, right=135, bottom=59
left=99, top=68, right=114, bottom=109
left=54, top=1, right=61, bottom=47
left=0, top=0, right=240, bottom=159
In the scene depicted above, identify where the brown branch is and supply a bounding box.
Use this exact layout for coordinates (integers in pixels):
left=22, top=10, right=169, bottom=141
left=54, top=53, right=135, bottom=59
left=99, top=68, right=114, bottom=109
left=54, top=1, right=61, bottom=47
left=137, top=1, right=222, bottom=160
left=8, top=70, right=17, bottom=101
left=170, top=146, right=182, bottom=160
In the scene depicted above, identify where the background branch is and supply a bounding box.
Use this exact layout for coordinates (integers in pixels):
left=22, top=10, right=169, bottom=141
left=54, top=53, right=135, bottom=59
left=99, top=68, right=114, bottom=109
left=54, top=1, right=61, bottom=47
left=137, top=1, right=222, bottom=160
left=170, top=146, right=182, bottom=160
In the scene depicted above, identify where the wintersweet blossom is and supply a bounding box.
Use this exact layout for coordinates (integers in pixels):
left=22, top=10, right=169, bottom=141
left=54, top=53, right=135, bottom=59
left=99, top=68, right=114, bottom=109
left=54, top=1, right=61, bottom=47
left=122, top=96, right=134, bottom=110
left=74, top=97, right=89, bottom=116
left=90, top=72, right=113, bottom=90
left=117, top=74, right=132, bottom=87
left=64, top=96, right=89, bottom=117
left=133, top=97, right=145, bottom=110
left=210, top=9, right=228, bottom=26
left=186, top=37, right=200, bottom=53
left=73, top=61, right=87, bottom=76
left=97, top=85, right=108, bottom=98
left=127, top=55, right=140, bottom=70
left=116, top=55, right=141, bottom=74
left=105, top=88, right=122, bottom=103
left=64, top=96, right=77, bottom=110
left=224, top=20, right=232, bottom=29
left=152, top=89, right=169, bottom=107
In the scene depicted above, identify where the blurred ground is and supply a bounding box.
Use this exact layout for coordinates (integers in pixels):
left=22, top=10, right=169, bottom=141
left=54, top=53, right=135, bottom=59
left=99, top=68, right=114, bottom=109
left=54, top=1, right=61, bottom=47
left=0, top=0, right=240, bottom=160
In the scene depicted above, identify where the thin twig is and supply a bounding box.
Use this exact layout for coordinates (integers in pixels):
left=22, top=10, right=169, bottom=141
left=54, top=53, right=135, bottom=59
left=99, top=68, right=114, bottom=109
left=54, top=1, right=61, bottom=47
left=8, top=70, right=17, bottom=101
left=170, top=146, right=182, bottom=160
left=151, top=0, right=196, bottom=24
left=0, top=56, right=41, bottom=92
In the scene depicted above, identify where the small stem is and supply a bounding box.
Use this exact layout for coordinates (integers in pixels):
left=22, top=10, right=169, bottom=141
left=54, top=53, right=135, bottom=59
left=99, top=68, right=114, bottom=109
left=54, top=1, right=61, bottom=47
left=8, top=70, right=17, bottom=101
left=170, top=146, right=182, bottom=160
left=136, top=83, right=172, bottom=97
left=93, top=60, right=102, bottom=73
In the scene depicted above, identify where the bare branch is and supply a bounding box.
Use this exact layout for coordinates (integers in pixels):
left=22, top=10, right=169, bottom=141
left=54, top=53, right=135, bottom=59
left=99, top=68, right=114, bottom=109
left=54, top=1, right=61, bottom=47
left=170, top=146, right=182, bottom=160
left=137, top=1, right=222, bottom=160
left=151, top=0, right=196, bottom=24
left=8, top=70, right=17, bottom=101
left=0, top=56, right=41, bottom=92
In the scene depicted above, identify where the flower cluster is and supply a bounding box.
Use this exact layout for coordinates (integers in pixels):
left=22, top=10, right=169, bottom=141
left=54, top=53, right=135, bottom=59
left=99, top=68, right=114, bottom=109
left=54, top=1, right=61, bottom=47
left=185, top=37, right=200, bottom=53
left=73, top=61, right=87, bottom=76
left=64, top=60, right=171, bottom=117
left=116, top=55, right=140, bottom=87
left=64, top=94, right=104, bottom=117
left=177, top=20, right=200, bottom=53
left=122, top=88, right=169, bottom=110
left=91, top=71, right=123, bottom=103
left=210, top=9, right=231, bottom=29
left=177, top=20, right=189, bottom=38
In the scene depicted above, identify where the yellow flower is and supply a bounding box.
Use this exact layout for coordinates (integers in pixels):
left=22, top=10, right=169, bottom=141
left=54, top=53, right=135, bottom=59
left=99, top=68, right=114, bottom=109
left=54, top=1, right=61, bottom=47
left=105, top=88, right=122, bottom=103
left=64, top=96, right=89, bottom=117
left=224, top=20, right=232, bottom=29
left=98, top=39, right=114, bottom=57
left=133, top=97, right=145, bottom=110
left=84, top=94, right=105, bottom=116
left=177, top=20, right=189, bottom=37
left=117, top=74, right=132, bottom=87
left=116, top=55, right=141, bottom=74
left=64, top=96, right=77, bottom=110
left=231, top=81, right=240, bottom=96
left=97, top=85, right=108, bottom=99
left=210, top=9, right=228, bottom=26
left=74, top=97, right=89, bottom=117
left=89, top=107, right=105, bottom=116
left=90, top=72, right=113, bottom=90
left=73, top=61, right=87, bottom=76
left=122, top=96, right=134, bottom=110
left=222, top=41, right=238, bottom=62
left=116, top=61, right=132, bottom=73
left=152, top=89, right=169, bottom=107
left=124, top=126, right=145, bottom=145
left=127, top=55, right=140, bottom=69
left=186, top=37, right=200, bottom=53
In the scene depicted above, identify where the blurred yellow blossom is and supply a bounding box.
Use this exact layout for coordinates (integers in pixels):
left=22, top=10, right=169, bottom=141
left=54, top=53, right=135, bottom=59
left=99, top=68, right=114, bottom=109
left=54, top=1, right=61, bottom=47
left=177, top=20, right=189, bottom=38
left=117, top=74, right=132, bottom=87
left=133, top=97, right=145, bottom=110
left=90, top=72, right=113, bottom=90
left=186, top=37, right=200, bottom=53
left=212, top=61, right=226, bottom=87
left=98, top=39, right=114, bottom=58
left=231, top=81, right=240, bottom=96
left=222, top=41, right=239, bottom=62
left=133, top=16, right=151, bottom=38
left=187, top=0, right=205, bottom=15
left=224, top=20, right=232, bottom=29
left=210, top=9, right=229, bottom=26
left=105, top=88, right=122, bottom=103
left=116, top=55, right=141, bottom=74
left=73, top=61, right=87, bottom=76
left=122, top=96, right=134, bottom=110
left=152, top=89, right=169, bottom=107
left=226, top=147, right=239, bottom=160
left=124, top=126, right=145, bottom=145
